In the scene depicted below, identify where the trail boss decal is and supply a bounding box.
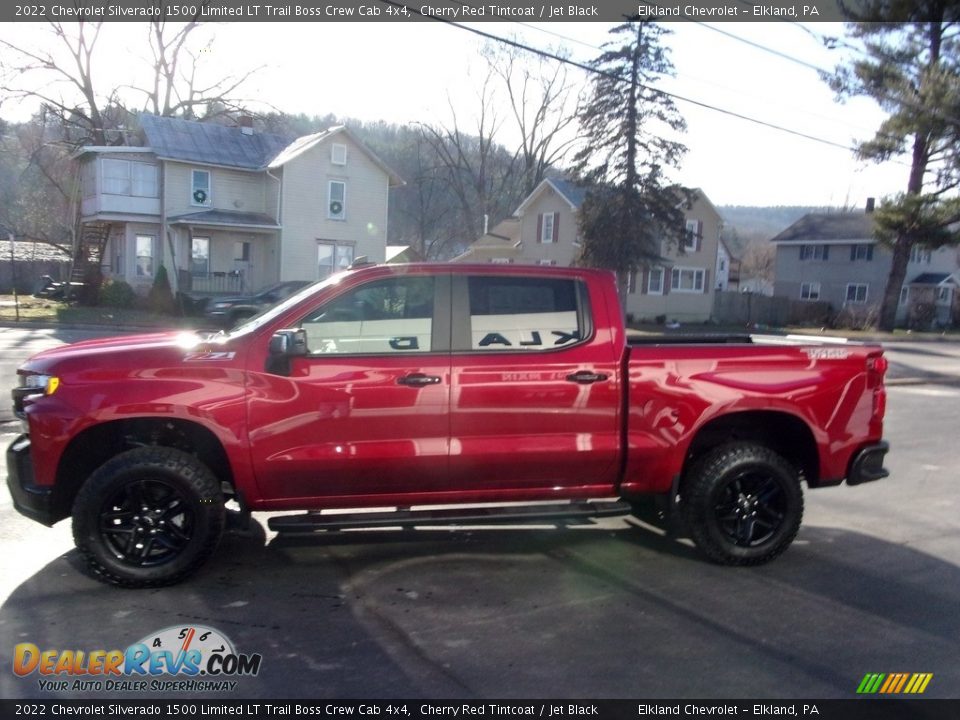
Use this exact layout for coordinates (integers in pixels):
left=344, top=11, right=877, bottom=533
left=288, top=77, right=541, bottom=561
left=804, top=348, right=851, bottom=360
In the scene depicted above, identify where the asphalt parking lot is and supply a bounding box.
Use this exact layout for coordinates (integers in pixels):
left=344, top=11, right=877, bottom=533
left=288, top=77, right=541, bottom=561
left=1, top=327, right=959, bottom=701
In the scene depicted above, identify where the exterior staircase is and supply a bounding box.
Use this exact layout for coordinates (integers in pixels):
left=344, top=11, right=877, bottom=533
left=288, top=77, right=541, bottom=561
left=68, top=222, right=111, bottom=300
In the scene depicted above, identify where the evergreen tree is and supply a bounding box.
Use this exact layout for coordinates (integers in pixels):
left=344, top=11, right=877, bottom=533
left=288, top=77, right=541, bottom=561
left=828, top=4, right=960, bottom=330
left=573, top=20, right=691, bottom=308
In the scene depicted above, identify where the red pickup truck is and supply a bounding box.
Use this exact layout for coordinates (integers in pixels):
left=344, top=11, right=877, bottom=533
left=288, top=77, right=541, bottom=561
left=8, top=264, right=889, bottom=587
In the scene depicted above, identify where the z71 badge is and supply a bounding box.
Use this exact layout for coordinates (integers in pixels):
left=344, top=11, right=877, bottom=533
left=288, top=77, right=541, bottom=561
left=184, top=351, right=237, bottom=361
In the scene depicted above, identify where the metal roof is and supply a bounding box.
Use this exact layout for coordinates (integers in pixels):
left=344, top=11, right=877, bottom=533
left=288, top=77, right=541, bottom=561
left=167, top=209, right=280, bottom=229
left=140, top=114, right=292, bottom=170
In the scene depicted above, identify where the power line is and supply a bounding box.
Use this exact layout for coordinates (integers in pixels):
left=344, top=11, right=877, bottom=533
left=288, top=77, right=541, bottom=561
left=380, top=1, right=879, bottom=156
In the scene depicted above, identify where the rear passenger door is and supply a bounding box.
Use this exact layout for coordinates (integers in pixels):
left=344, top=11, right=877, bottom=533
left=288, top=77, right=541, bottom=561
left=448, top=272, right=621, bottom=495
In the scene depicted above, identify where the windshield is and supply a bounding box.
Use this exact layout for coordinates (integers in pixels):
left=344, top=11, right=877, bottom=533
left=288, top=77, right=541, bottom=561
left=229, top=272, right=349, bottom=337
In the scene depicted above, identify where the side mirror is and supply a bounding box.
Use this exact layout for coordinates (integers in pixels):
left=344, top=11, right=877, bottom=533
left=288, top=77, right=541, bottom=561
left=269, top=328, right=308, bottom=357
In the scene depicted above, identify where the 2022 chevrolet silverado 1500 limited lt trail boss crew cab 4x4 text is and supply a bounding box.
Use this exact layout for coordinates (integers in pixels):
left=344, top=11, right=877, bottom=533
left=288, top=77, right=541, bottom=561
left=7, top=264, right=890, bottom=587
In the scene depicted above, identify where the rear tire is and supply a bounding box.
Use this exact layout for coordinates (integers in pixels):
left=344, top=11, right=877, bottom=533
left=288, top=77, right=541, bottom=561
left=72, top=447, right=225, bottom=587
left=682, top=443, right=803, bottom=566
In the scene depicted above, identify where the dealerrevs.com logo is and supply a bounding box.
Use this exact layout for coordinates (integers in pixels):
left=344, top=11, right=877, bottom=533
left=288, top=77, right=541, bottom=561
left=13, top=625, right=262, bottom=693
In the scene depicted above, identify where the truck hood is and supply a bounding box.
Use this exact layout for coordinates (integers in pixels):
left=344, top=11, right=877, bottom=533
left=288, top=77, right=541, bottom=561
left=20, top=330, right=238, bottom=375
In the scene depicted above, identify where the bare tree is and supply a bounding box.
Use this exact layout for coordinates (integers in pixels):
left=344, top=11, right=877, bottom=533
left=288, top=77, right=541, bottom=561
left=0, top=19, right=263, bottom=146
left=137, top=20, right=264, bottom=121
left=0, top=22, right=121, bottom=146
left=419, top=73, right=521, bottom=246
left=480, top=41, right=582, bottom=196
left=738, top=238, right=776, bottom=287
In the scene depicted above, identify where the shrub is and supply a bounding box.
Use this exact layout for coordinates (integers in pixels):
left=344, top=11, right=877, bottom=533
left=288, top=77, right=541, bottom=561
left=99, top=280, right=137, bottom=308
left=147, top=265, right=176, bottom=315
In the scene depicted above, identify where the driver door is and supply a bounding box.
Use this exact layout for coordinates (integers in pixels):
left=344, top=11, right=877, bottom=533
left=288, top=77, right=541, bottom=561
left=246, top=273, right=451, bottom=502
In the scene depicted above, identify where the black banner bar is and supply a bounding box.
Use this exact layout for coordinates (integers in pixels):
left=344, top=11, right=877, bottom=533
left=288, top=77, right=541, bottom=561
left=1, top=0, right=942, bottom=24
left=0, top=700, right=957, bottom=720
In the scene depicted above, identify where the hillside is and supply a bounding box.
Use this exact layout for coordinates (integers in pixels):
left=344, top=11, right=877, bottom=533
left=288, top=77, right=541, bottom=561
left=718, top=206, right=836, bottom=254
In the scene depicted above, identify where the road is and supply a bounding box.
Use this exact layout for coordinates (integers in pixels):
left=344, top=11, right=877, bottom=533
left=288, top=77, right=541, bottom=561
left=0, top=326, right=959, bottom=700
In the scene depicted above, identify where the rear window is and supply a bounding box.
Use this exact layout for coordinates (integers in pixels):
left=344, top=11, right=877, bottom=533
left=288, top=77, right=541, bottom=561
left=466, top=276, right=583, bottom=351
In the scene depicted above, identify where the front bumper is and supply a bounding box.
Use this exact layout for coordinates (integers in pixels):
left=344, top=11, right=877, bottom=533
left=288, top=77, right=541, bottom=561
left=6, top=434, right=58, bottom=526
left=847, top=441, right=890, bottom=486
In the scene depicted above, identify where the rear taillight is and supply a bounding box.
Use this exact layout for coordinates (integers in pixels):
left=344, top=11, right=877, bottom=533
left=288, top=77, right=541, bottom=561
left=866, top=354, right=888, bottom=387
left=867, top=353, right=887, bottom=421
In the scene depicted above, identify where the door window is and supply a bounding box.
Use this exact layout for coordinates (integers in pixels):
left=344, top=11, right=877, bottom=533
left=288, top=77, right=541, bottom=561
left=464, top=276, right=583, bottom=351
left=300, top=277, right=436, bottom=355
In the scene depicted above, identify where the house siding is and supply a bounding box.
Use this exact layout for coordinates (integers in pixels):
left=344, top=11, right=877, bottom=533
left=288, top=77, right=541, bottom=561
left=164, top=162, right=270, bottom=218
left=279, top=135, right=389, bottom=281
left=626, top=193, right=721, bottom=322
left=775, top=242, right=959, bottom=312
left=518, top=192, right=578, bottom=266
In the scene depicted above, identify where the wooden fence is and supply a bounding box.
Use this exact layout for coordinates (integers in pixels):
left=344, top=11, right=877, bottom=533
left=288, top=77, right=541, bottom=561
left=713, top=291, right=832, bottom=328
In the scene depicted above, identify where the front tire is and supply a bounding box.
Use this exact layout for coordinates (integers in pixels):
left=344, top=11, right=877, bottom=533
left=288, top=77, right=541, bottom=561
left=682, top=443, right=803, bottom=566
left=72, top=447, right=225, bottom=587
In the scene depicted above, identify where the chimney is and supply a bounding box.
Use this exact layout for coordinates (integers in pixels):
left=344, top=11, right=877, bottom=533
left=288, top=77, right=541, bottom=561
left=239, top=115, right=254, bottom=136
left=865, top=197, right=875, bottom=213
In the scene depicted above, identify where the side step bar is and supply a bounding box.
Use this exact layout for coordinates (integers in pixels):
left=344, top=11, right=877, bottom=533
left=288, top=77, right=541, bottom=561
left=267, top=500, right=633, bottom=533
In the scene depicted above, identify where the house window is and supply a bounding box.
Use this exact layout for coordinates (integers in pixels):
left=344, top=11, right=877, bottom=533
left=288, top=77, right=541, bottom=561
left=937, top=287, right=953, bottom=305
left=328, top=181, right=346, bottom=220
left=845, top=283, right=868, bottom=304
left=234, top=241, right=250, bottom=262
left=850, top=244, right=874, bottom=261
left=799, top=244, right=829, bottom=261
left=628, top=271, right=637, bottom=295
left=671, top=267, right=705, bottom=293
left=539, top=213, right=556, bottom=244
left=648, top=267, right=664, bottom=295
left=331, top=143, right=347, bottom=165
left=191, top=170, right=211, bottom=206
left=683, top=220, right=699, bottom=252
left=537, top=259, right=557, bottom=266
left=191, top=237, right=210, bottom=276
left=800, top=282, right=821, bottom=301
left=135, top=235, right=154, bottom=278
left=101, top=159, right=158, bottom=197
left=317, top=241, right=354, bottom=279
left=910, top=247, right=932, bottom=264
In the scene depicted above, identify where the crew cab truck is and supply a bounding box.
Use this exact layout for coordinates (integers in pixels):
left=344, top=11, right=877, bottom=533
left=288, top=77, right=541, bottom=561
left=7, top=264, right=890, bottom=587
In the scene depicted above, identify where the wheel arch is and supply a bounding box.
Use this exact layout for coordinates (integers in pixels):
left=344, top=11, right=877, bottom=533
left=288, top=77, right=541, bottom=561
left=51, top=417, right=236, bottom=522
left=683, top=410, right=820, bottom=488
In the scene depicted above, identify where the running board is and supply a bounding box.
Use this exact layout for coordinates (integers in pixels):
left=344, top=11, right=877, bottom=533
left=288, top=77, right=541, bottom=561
left=267, top=500, right=633, bottom=533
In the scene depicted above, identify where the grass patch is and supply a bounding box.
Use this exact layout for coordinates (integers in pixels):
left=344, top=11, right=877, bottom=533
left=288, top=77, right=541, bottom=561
left=0, top=295, right=199, bottom=329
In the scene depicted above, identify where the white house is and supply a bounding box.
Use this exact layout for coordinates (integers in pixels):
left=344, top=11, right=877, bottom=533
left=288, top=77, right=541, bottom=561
left=74, top=114, right=403, bottom=295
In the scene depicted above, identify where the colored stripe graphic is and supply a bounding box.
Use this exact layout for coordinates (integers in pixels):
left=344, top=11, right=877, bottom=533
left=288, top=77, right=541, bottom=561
left=857, top=673, right=932, bottom=694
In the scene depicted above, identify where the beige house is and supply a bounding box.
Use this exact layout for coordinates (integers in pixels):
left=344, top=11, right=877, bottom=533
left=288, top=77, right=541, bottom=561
left=455, top=178, right=725, bottom=322
left=75, top=114, right=402, bottom=295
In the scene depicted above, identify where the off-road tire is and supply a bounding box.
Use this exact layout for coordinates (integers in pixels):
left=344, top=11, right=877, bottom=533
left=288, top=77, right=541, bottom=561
left=72, top=447, right=225, bottom=587
left=682, top=443, right=803, bottom=566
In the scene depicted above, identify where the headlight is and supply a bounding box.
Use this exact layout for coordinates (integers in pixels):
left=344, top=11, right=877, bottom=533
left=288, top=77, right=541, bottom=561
left=21, top=374, right=60, bottom=395
left=210, top=302, right=232, bottom=310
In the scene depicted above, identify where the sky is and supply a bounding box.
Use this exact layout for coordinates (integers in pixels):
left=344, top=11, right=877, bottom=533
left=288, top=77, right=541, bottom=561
left=0, top=20, right=910, bottom=208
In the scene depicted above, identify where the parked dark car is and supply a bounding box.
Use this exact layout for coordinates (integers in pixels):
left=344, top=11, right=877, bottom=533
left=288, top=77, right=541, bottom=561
left=203, top=280, right=312, bottom=327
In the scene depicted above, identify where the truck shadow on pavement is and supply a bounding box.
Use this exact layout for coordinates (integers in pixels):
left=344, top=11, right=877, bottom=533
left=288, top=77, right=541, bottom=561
left=2, top=518, right=958, bottom=700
